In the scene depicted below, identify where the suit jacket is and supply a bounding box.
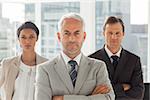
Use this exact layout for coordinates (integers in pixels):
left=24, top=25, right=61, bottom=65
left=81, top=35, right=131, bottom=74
left=0, top=53, right=48, bottom=100
left=35, top=53, right=115, bottom=100
left=89, top=48, right=144, bottom=100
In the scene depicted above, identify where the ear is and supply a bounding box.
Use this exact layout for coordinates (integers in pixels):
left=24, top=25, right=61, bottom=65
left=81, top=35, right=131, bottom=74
left=36, top=37, right=38, bottom=41
left=18, top=39, right=22, bottom=48
left=83, top=32, right=86, bottom=40
left=123, top=32, right=125, bottom=36
left=57, top=32, right=61, bottom=42
left=103, top=31, right=105, bottom=37
left=18, top=38, right=21, bottom=42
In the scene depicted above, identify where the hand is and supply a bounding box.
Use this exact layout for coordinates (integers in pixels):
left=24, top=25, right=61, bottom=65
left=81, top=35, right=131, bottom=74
left=52, top=96, right=63, bottom=100
left=122, top=84, right=131, bottom=91
left=92, top=84, right=111, bottom=95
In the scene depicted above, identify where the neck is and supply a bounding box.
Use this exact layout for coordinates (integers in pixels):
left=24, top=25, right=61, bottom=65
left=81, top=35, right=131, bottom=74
left=21, top=51, right=36, bottom=66
left=107, top=46, right=120, bottom=54
left=63, top=51, right=80, bottom=60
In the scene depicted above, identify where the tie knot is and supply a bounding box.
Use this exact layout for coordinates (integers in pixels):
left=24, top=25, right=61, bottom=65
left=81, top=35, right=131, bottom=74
left=68, top=60, right=77, bottom=67
left=111, top=55, right=119, bottom=61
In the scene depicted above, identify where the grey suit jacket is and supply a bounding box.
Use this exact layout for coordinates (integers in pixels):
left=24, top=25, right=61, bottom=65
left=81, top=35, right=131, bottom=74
left=0, top=53, right=48, bottom=100
left=35, top=54, right=115, bottom=100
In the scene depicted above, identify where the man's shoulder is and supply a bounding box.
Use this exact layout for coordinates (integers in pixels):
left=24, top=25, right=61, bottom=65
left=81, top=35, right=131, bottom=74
left=39, top=56, right=57, bottom=65
left=86, top=56, right=106, bottom=66
left=123, top=49, right=140, bottom=59
left=38, top=55, right=59, bottom=69
left=88, top=48, right=104, bottom=58
left=36, top=54, right=48, bottom=61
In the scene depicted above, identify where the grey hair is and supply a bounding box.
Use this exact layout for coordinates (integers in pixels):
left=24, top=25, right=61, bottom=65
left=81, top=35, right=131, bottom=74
left=58, top=13, right=85, bottom=32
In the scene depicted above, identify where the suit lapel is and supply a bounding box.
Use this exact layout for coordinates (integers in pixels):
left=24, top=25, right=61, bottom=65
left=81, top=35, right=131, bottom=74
left=113, top=49, right=127, bottom=81
left=74, top=55, right=91, bottom=94
left=54, top=55, right=73, bottom=93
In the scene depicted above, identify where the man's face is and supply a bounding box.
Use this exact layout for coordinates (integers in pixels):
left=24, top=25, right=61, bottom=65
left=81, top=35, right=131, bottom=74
left=57, top=18, right=86, bottom=58
left=103, top=22, right=124, bottom=52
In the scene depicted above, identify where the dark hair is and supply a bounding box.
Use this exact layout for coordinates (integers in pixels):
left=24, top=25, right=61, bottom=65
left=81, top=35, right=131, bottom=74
left=103, top=16, right=125, bottom=32
left=17, top=21, right=39, bottom=39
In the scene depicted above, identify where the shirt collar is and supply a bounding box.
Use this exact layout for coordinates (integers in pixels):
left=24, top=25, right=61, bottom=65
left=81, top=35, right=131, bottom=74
left=61, top=51, right=82, bottom=66
left=104, top=45, right=122, bottom=58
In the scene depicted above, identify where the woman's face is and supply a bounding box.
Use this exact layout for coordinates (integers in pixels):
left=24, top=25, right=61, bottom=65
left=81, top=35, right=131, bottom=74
left=18, top=28, right=38, bottom=52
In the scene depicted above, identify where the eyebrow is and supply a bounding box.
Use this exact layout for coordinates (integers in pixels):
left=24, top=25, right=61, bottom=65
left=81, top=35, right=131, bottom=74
left=63, top=30, right=81, bottom=34
left=63, top=30, right=70, bottom=32
left=74, top=30, right=80, bottom=33
left=20, top=34, right=36, bottom=37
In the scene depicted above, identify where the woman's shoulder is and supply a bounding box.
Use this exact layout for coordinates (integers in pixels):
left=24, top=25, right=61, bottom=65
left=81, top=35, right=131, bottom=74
left=1, top=56, right=19, bottom=65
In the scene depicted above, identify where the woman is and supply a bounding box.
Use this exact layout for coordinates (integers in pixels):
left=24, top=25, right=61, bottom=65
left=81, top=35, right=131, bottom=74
left=0, top=21, right=48, bottom=100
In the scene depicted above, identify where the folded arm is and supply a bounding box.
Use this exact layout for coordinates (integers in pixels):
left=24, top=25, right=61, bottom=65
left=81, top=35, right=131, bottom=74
left=53, top=62, right=115, bottom=100
left=53, top=84, right=111, bottom=100
left=113, top=58, right=144, bottom=99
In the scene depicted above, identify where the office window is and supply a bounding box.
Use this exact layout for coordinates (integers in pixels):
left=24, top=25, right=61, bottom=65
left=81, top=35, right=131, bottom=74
left=0, top=0, right=149, bottom=82
left=96, top=0, right=149, bottom=82
left=0, top=1, right=80, bottom=60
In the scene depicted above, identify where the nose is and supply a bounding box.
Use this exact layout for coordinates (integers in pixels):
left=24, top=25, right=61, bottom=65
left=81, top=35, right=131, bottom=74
left=111, top=34, right=117, bottom=39
left=69, top=34, right=75, bottom=42
left=25, top=38, right=31, bottom=43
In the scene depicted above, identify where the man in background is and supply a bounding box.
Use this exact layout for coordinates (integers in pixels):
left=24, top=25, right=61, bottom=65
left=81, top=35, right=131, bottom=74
left=89, top=16, right=144, bottom=100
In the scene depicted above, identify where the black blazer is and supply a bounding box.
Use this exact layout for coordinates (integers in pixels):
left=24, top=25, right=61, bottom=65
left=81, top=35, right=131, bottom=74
left=89, top=48, right=144, bottom=100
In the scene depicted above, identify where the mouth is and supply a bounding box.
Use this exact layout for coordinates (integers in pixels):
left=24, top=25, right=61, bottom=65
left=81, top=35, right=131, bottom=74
left=25, top=45, right=32, bottom=48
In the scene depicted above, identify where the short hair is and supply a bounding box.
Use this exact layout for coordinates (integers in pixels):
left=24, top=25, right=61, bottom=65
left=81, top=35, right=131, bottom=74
left=103, top=16, right=125, bottom=32
left=17, top=21, right=39, bottom=39
left=58, top=13, right=85, bottom=31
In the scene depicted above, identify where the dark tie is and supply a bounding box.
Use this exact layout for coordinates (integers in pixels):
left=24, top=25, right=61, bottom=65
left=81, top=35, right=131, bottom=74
left=68, top=60, right=77, bottom=87
left=111, top=55, right=119, bottom=70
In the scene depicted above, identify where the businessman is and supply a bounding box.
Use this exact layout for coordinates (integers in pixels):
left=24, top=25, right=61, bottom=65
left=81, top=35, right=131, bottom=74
left=35, top=13, right=115, bottom=100
left=89, top=16, right=144, bottom=100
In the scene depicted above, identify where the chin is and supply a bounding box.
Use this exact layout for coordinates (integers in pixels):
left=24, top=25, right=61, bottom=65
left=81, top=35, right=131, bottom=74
left=68, top=50, right=79, bottom=54
left=24, top=48, right=34, bottom=51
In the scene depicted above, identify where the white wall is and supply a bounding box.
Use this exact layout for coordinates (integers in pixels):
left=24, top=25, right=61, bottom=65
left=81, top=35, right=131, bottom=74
left=80, top=0, right=96, bottom=56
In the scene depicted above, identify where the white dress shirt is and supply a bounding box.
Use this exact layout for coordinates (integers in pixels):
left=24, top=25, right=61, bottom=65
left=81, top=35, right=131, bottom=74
left=61, top=51, right=82, bottom=72
left=12, top=61, right=36, bottom=100
left=104, top=45, right=122, bottom=62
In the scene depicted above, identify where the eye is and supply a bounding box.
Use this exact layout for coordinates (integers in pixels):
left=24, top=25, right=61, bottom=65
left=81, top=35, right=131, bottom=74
left=20, top=36, right=26, bottom=39
left=29, top=36, right=35, bottom=39
left=116, top=32, right=121, bottom=36
left=116, top=32, right=119, bottom=35
left=63, top=32, right=70, bottom=35
left=75, top=31, right=80, bottom=35
left=109, top=32, right=113, bottom=35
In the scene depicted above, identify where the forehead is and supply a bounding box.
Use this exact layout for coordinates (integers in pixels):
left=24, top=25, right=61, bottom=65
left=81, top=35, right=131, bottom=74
left=62, top=18, right=83, bottom=28
left=20, top=28, right=37, bottom=36
left=105, top=22, right=123, bottom=31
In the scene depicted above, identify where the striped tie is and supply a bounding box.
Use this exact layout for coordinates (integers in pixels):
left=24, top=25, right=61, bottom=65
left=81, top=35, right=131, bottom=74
left=68, top=60, right=77, bottom=87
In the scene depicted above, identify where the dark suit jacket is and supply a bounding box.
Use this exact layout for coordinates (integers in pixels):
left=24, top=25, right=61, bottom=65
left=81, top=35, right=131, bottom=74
left=89, top=48, right=144, bottom=100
